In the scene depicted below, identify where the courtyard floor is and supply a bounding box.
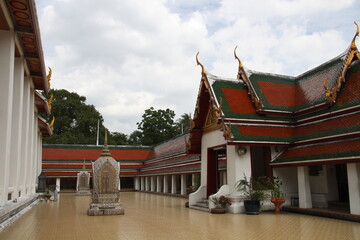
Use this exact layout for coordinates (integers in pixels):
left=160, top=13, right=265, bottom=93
left=0, top=192, right=360, bottom=240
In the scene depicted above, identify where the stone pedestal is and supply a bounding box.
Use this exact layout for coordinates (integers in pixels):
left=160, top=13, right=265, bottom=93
left=76, top=171, right=90, bottom=195
left=87, top=193, right=124, bottom=216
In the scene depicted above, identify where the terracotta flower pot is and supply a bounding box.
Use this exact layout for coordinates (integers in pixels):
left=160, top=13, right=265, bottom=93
left=210, top=208, right=226, bottom=214
left=271, top=197, right=285, bottom=214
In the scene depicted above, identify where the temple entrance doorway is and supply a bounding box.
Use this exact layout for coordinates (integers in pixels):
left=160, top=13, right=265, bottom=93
left=250, top=146, right=272, bottom=179
left=206, top=146, right=226, bottom=197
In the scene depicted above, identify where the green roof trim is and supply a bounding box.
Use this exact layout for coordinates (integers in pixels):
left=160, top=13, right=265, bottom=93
left=43, top=144, right=152, bottom=150
left=43, top=159, right=145, bottom=163
left=273, top=149, right=360, bottom=164
left=143, top=155, right=200, bottom=169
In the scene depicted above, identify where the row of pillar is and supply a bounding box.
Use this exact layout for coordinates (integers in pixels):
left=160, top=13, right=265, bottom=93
left=0, top=30, right=43, bottom=206
left=134, top=174, right=199, bottom=195
left=297, top=164, right=360, bottom=215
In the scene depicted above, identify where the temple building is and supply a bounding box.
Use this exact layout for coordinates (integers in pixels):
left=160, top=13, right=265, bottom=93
left=0, top=0, right=52, bottom=221
left=187, top=23, right=360, bottom=215
left=42, top=134, right=201, bottom=195
left=42, top=23, right=360, bottom=219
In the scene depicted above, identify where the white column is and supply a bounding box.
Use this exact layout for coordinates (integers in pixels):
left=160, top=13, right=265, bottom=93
left=171, top=175, right=177, bottom=194
left=156, top=176, right=162, bottom=192
left=163, top=175, right=168, bottom=193
left=56, top=178, right=61, bottom=192
left=347, top=163, right=360, bottom=215
left=20, top=77, right=31, bottom=196
left=181, top=174, right=187, bottom=195
left=151, top=176, right=156, bottom=192
left=37, top=135, right=42, bottom=179
left=134, top=177, right=140, bottom=190
left=26, top=89, right=35, bottom=194
left=145, top=177, right=150, bottom=191
left=0, top=30, right=15, bottom=205
left=222, top=171, right=227, bottom=185
left=140, top=177, right=145, bottom=191
left=226, top=145, right=252, bottom=194
left=30, top=116, right=37, bottom=193
left=297, top=166, right=312, bottom=208
left=9, top=58, right=24, bottom=199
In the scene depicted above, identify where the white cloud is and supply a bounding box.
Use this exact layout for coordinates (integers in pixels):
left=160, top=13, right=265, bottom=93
left=38, top=0, right=360, bottom=134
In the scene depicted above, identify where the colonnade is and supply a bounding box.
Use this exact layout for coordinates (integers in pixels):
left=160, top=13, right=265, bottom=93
left=297, top=164, right=360, bottom=215
left=0, top=30, right=43, bottom=206
left=134, top=173, right=200, bottom=196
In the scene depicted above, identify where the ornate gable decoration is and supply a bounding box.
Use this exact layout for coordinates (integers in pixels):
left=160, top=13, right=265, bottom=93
left=323, top=22, right=360, bottom=104
left=204, top=102, right=222, bottom=132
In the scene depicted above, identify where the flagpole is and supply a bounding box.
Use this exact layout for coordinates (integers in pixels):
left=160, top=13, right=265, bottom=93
left=96, top=119, right=99, bottom=146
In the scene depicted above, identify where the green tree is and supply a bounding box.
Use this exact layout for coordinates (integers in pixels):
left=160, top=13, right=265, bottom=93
left=42, top=89, right=130, bottom=145
left=43, top=89, right=103, bottom=144
left=176, top=113, right=191, bottom=134
left=109, top=132, right=129, bottom=145
left=136, top=107, right=179, bottom=145
left=128, top=130, right=142, bottom=145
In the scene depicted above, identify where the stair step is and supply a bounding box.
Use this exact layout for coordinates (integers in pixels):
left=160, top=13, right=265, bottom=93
left=194, top=202, right=208, bottom=208
left=190, top=205, right=210, bottom=212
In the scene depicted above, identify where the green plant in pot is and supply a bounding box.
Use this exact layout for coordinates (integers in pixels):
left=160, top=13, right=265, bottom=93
left=236, top=175, right=268, bottom=215
left=269, top=176, right=285, bottom=214
left=210, top=195, right=232, bottom=214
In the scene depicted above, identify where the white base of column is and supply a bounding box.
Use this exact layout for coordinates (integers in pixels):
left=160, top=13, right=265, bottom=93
left=298, top=166, right=312, bottom=209
left=347, top=163, right=360, bottom=215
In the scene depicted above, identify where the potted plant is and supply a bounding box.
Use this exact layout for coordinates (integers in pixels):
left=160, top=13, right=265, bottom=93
left=269, top=176, right=285, bottom=214
left=210, top=195, right=232, bottom=214
left=236, top=175, right=268, bottom=215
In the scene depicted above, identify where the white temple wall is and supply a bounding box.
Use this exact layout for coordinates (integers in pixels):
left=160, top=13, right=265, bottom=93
left=9, top=57, right=24, bottom=200
left=0, top=30, right=15, bottom=206
left=19, top=76, right=31, bottom=197
left=226, top=145, right=251, bottom=194
left=273, top=167, right=298, bottom=206
left=200, top=129, right=226, bottom=186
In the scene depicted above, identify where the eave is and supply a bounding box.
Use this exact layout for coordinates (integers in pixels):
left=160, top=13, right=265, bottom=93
left=38, top=116, right=52, bottom=137
left=35, top=90, right=50, bottom=115
left=2, top=0, right=49, bottom=92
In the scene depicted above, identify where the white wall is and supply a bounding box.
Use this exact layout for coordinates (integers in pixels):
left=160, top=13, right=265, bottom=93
left=226, top=145, right=251, bottom=195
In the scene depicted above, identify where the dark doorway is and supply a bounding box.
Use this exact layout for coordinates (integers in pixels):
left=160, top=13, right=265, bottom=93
left=121, top=177, right=134, bottom=189
left=335, top=164, right=349, bottom=203
left=206, top=147, right=226, bottom=197
left=60, top=178, right=77, bottom=189
left=45, top=178, right=56, bottom=190
left=250, top=146, right=272, bottom=179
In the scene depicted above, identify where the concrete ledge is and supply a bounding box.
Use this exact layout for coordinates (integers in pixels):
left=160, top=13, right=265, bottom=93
left=283, top=206, right=360, bottom=223
left=0, top=194, right=39, bottom=231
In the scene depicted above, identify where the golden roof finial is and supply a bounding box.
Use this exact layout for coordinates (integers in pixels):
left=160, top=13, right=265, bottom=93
left=196, top=52, right=206, bottom=75
left=48, top=93, right=54, bottom=112
left=234, top=46, right=243, bottom=79
left=351, top=21, right=359, bottom=50
left=50, top=116, right=55, bottom=131
left=47, top=67, right=52, bottom=88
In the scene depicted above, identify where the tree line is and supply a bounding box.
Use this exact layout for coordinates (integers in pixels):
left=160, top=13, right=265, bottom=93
left=42, top=89, right=191, bottom=146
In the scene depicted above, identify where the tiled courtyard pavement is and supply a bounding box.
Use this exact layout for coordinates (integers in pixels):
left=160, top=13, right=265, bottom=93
left=1, top=192, right=360, bottom=240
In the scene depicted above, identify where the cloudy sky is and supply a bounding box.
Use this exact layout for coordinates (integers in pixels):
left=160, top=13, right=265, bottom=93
left=36, top=0, right=360, bottom=135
